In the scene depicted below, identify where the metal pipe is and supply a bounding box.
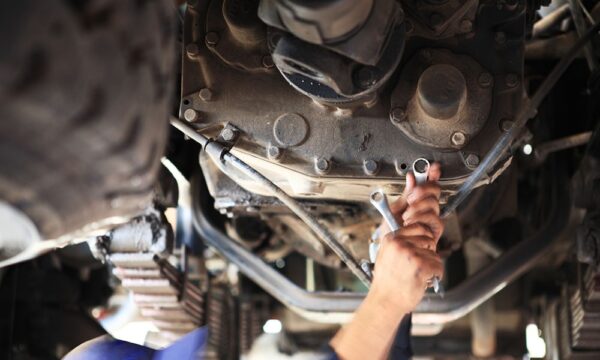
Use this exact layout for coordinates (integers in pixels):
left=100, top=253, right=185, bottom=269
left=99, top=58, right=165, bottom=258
left=442, top=20, right=600, bottom=218
left=568, top=0, right=598, bottom=71
left=191, top=174, right=569, bottom=325
left=532, top=3, right=570, bottom=38
left=170, top=117, right=371, bottom=286
left=534, top=131, right=593, bottom=160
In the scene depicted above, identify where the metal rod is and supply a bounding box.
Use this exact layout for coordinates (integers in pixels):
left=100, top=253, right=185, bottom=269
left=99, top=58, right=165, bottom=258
left=568, top=0, right=598, bottom=71
left=535, top=131, right=593, bottom=160
left=532, top=3, right=570, bottom=38
left=191, top=173, right=568, bottom=325
left=169, top=116, right=372, bottom=286
left=442, top=20, right=600, bottom=218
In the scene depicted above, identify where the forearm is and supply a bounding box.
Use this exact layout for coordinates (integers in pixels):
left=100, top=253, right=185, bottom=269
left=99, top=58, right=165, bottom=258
left=330, top=291, right=410, bottom=360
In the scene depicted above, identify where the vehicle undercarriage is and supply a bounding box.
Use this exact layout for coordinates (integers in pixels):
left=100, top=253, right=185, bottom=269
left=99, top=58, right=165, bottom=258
left=2, top=0, right=600, bottom=358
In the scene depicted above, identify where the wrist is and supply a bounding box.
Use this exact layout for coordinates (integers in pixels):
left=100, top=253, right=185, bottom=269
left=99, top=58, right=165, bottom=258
left=364, top=287, right=411, bottom=321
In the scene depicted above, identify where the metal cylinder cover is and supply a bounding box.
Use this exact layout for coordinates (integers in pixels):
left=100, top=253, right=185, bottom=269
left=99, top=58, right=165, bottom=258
left=417, top=64, right=467, bottom=120
left=391, top=49, right=493, bottom=150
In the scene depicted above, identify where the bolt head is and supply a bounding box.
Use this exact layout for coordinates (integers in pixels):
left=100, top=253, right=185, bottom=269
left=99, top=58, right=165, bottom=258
left=186, top=43, right=199, bottom=58
left=495, top=32, right=506, bottom=45
left=505, top=74, right=519, bottom=88
left=267, top=145, right=282, bottom=160
left=355, top=67, right=377, bottom=89
left=478, top=72, right=493, bottom=88
left=363, top=159, right=379, bottom=175
left=198, top=88, right=213, bottom=101
left=262, top=55, right=274, bottom=68
left=390, top=107, right=406, bottom=123
left=430, top=13, right=443, bottom=27
left=315, top=158, right=330, bottom=174
left=451, top=131, right=467, bottom=146
left=500, top=119, right=514, bottom=132
left=460, top=19, right=473, bottom=33
left=465, top=154, right=480, bottom=168
left=205, top=32, right=219, bottom=46
left=183, top=108, right=198, bottom=122
left=221, top=128, right=236, bottom=141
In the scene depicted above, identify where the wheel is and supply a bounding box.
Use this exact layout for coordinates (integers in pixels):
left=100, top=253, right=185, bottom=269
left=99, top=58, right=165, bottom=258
left=0, top=0, right=176, bottom=246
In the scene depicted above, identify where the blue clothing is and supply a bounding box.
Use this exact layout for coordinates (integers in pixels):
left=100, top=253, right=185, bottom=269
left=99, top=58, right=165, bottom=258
left=65, top=315, right=412, bottom=359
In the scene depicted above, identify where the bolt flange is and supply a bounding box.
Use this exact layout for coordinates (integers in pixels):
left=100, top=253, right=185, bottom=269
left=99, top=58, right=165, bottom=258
left=451, top=131, right=467, bottom=147
left=363, top=159, right=379, bottom=176
left=315, top=158, right=330, bottom=174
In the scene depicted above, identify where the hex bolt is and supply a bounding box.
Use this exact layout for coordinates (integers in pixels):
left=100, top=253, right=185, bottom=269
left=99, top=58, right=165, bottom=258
left=221, top=128, right=236, bottom=141
left=495, top=32, right=506, bottom=45
left=183, top=108, right=199, bottom=122
left=363, top=159, right=379, bottom=176
left=460, top=19, right=473, bottom=33
left=390, top=107, right=406, bottom=123
left=262, top=55, right=274, bottom=68
left=451, top=131, right=467, bottom=146
left=422, top=49, right=432, bottom=60
left=465, top=154, right=480, bottom=168
left=430, top=13, right=443, bottom=28
left=355, top=67, right=377, bottom=89
left=205, top=32, right=219, bottom=46
left=500, top=119, right=514, bottom=132
left=505, top=74, right=519, bottom=88
left=478, top=72, right=493, bottom=88
left=267, top=145, right=282, bottom=160
left=315, top=158, right=330, bottom=174
left=198, top=88, right=213, bottom=101
left=186, top=43, right=200, bottom=58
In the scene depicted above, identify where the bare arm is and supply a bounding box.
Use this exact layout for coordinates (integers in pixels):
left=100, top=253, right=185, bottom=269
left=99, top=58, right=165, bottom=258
left=330, top=163, right=444, bottom=360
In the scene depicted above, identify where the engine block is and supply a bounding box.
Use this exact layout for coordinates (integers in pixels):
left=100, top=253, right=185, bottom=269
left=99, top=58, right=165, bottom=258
left=181, top=0, right=526, bottom=265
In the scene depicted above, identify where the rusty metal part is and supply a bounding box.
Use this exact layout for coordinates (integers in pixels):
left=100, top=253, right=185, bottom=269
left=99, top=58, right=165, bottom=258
left=402, top=0, right=479, bottom=39
left=97, top=212, right=205, bottom=341
left=390, top=49, right=495, bottom=150
left=191, top=174, right=569, bottom=325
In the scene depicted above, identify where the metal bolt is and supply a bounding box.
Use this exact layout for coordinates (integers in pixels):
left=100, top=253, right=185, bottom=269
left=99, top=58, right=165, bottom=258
left=315, top=158, right=330, bottom=174
left=505, top=74, right=519, bottom=88
left=495, top=32, right=506, bottom=45
left=390, top=107, right=406, bottom=123
left=183, top=108, right=199, bottom=122
left=221, top=128, right=236, bottom=141
left=205, top=32, right=219, bottom=46
left=478, top=72, right=493, bottom=88
left=422, top=49, right=432, bottom=60
left=465, top=154, right=480, bottom=168
left=430, top=13, right=443, bottom=27
left=451, top=131, right=467, bottom=146
left=500, top=119, right=514, bottom=132
left=355, top=67, right=377, bottom=89
left=460, top=19, right=473, bottom=33
left=363, top=159, right=379, bottom=176
left=504, top=0, right=518, bottom=10
left=267, top=145, right=282, bottom=160
left=186, top=43, right=199, bottom=58
left=198, top=88, right=213, bottom=101
left=262, top=55, right=274, bottom=68
left=405, top=20, right=414, bottom=34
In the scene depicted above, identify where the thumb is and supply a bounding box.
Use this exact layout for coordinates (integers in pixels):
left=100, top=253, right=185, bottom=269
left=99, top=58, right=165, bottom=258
left=404, top=172, right=416, bottom=196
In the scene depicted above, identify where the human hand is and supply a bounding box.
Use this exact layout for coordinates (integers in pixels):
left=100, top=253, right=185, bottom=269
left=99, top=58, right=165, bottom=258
left=370, top=162, right=444, bottom=311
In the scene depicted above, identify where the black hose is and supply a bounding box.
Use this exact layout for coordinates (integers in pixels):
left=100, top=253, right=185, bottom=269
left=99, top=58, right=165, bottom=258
left=442, top=20, right=600, bottom=218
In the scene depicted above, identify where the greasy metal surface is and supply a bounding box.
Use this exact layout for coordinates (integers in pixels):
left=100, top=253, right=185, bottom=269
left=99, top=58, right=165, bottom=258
left=181, top=0, right=525, bottom=204
left=191, top=174, right=569, bottom=324
left=390, top=49, right=493, bottom=150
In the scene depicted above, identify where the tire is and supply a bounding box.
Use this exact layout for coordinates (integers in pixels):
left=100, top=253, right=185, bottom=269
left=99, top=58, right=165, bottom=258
left=0, top=0, right=175, bottom=239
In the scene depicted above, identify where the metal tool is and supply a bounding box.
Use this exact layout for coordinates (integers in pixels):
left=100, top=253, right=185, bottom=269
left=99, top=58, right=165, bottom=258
left=369, top=158, right=443, bottom=294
